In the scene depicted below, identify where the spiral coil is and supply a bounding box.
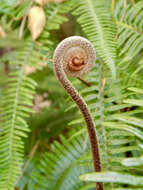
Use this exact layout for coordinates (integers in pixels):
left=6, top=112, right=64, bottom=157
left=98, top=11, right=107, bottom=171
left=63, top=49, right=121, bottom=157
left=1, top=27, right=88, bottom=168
left=53, top=36, right=96, bottom=77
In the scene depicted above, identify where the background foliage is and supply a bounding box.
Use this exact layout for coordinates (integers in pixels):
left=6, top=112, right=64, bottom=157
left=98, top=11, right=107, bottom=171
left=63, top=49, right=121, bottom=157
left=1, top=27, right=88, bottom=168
left=0, top=0, right=143, bottom=190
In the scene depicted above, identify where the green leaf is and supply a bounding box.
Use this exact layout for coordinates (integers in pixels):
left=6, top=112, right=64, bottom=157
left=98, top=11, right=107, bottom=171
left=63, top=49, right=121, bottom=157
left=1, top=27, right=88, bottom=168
left=112, top=116, right=143, bottom=128
left=103, top=122, right=143, bottom=140
left=122, top=157, right=143, bottom=167
left=127, top=87, right=143, bottom=94
left=124, top=99, right=143, bottom=107
left=79, top=172, right=143, bottom=185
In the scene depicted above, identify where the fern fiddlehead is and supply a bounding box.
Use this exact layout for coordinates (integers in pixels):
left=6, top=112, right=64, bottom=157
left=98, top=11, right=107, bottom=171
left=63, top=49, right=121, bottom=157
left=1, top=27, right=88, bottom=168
left=53, top=36, right=104, bottom=190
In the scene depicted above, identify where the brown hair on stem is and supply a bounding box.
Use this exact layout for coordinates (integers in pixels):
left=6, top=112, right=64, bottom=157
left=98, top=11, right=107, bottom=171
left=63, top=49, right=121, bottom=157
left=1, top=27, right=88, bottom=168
left=53, top=36, right=104, bottom=190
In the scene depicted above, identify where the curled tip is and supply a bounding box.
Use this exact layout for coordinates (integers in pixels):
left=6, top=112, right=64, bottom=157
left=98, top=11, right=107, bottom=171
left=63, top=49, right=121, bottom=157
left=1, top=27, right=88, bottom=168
left=53, top=36, right=96, bottom=77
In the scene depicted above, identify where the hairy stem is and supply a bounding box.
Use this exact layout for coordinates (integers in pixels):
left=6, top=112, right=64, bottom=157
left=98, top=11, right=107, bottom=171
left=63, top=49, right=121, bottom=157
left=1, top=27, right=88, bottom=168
left=53, top=36, right=104, bottom=190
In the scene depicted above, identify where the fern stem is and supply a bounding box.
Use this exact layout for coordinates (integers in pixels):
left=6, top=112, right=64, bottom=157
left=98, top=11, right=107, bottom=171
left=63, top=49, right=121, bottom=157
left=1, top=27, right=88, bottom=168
left=53, top=36, right=104, bottom=190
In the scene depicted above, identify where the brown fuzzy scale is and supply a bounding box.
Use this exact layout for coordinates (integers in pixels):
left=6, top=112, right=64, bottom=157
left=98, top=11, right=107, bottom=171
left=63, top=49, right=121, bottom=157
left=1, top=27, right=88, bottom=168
left=53, top=36, right=104, bottom=190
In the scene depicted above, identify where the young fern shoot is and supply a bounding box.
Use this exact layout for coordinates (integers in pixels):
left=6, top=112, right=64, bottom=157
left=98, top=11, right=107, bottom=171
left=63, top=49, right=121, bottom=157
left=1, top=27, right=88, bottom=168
left=53, top=36, right=104, bottom=190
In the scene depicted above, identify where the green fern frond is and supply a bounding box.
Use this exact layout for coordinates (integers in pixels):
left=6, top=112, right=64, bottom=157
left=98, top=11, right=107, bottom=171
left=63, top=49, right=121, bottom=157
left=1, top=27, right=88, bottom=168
left=72, top=0, right=117, bottom=78
left=115, top=1, right=143, bottom=60
left=30, top=135, right=92, bottom=190
left=0, top=39, right=41, bottom=190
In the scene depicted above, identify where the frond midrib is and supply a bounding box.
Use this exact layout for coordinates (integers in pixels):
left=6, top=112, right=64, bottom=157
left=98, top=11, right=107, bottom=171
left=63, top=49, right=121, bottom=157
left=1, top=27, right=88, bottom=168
left=116, top=20, right=143, bottom=35
left=87, top=0, right=114, bottom=63
left=6, top=42, right=34, bottom=187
